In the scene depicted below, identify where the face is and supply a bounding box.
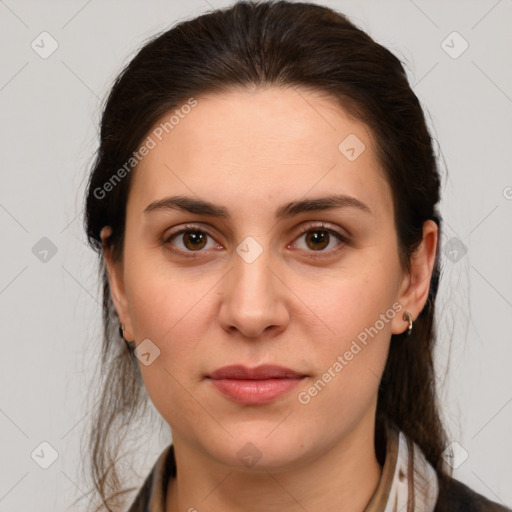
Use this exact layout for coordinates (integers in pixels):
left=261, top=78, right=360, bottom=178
left=102, top=86, right=436, bottom=472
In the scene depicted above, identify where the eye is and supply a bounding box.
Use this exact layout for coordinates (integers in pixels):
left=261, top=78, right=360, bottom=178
left=292, top=223, right=348, bottom=254
left=164, top=222, right=349, bottom=256
left=164, top=225, right=219, bottom=254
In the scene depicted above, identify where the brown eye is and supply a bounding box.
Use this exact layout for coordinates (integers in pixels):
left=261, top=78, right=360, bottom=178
left=165, top=226, right=217, bottom=253
left=304, top=230, right=330, bottom=251
left=293, top=224, right=348, bottom=254
left=182, top=231, right=207, bottom=251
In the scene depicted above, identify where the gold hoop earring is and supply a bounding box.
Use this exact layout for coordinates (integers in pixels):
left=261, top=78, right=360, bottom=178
left=403, top=311, right=413, bottom=336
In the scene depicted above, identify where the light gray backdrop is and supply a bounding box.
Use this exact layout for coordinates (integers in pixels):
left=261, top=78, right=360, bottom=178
left=1, top=0, right=511, bottom=510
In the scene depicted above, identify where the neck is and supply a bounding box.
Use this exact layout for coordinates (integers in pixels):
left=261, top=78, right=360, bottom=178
left=166, top=413, right=383, bottom=512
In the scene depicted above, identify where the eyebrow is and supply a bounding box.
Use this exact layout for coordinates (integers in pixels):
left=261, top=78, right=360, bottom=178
left=143, top=194, right=372, bottom=220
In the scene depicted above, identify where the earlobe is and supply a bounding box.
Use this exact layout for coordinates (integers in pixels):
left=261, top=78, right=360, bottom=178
left=391, top=220, right=438, bottom=335
left=100, top=226, right=134, bottom=340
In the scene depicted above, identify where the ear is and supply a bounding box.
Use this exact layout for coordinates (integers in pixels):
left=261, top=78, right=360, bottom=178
left=100, top=226, right=135, bottom=341
left=391, top=220, right=438, bottom=335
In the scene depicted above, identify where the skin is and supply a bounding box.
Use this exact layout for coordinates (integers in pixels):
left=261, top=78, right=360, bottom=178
left=101, top=86, right=438, bottom=512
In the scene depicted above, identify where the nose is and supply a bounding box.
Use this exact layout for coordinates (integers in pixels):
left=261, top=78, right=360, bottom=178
left=217, top=247, right=290, bottom=339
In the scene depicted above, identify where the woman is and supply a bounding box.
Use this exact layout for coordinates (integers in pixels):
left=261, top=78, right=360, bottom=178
left=83, top=1, right=511, bottom=511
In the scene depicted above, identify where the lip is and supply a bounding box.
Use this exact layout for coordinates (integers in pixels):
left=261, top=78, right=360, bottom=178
left=207, top=365, right=307, bottom=405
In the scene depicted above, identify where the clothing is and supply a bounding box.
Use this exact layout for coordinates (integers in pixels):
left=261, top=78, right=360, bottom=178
left=126, top=419, right=510, bottom=512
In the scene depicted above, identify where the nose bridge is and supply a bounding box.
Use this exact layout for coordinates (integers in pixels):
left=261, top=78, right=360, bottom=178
left=232, top=237, right=274, bottom=315
left=218, top=238, right=288, bottom=337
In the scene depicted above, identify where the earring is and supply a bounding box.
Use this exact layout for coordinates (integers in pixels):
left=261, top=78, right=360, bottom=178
left=403, top=311, right=413, bottom=336
left=119, top=323, right=135, bottom=345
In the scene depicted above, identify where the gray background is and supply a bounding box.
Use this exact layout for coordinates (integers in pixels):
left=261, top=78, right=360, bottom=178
left=1, top=0, right=511, bottom=510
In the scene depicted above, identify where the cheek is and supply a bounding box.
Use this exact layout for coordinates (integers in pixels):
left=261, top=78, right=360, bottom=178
left=296, top=256, right=400, bottom=349
left=293, top=280, right=394, bottom=436
left=292, top=258, right=399, bottom=403
left=124, top=244, right=208, bottom=338
left=124, top=262, right=210, bottom=423
left=123, top=252, right=219, bottom=386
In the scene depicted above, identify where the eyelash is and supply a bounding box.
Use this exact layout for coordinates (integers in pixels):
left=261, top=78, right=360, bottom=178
left=164, top=223, right=349, bottom=258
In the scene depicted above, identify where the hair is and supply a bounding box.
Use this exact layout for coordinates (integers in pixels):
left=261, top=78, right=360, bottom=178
left=83, top=1, right=449, bottom=509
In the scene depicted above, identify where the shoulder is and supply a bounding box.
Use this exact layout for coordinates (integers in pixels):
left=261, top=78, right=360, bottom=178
left=435, top=474, right=511, bottom=512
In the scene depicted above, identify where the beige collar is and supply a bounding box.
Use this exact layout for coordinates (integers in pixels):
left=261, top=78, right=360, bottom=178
left=365, top=419, right=439, bottom=511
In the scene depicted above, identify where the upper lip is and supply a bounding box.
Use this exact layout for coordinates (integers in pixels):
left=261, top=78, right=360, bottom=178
left=208, top=365, right=306, bottom=380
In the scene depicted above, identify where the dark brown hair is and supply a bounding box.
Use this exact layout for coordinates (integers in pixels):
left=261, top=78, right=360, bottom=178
left=83, top=1, right=448, bottom=509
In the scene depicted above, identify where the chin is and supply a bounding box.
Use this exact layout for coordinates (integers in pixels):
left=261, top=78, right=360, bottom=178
left=202, top=426, right=313, bottom=473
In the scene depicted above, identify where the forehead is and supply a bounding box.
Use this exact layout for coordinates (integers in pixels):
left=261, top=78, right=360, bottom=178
left=128, top=86, right=393, bottom=221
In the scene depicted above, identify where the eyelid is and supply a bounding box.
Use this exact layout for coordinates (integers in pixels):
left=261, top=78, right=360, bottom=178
left=293, top=221, right=349, bottom=241
left=164, top=223, right=215, bottom=240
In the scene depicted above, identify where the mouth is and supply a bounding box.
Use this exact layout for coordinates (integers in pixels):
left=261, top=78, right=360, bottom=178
left=206, top=365, right=307, bottom=405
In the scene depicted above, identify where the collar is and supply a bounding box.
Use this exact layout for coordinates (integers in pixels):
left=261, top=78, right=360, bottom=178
left=129, top=418, right=439, bottom=512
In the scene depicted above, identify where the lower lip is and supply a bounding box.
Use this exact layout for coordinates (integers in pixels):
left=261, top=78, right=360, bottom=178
left=208, top=377, right=304, bottom=404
